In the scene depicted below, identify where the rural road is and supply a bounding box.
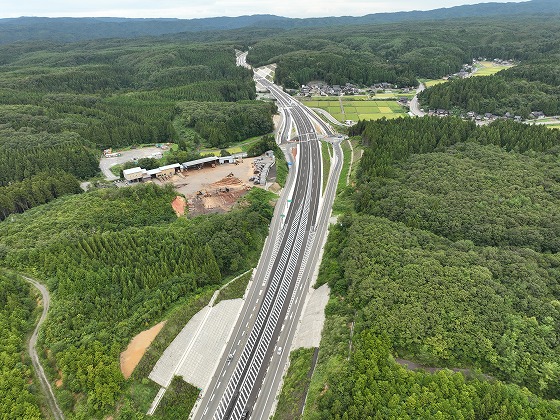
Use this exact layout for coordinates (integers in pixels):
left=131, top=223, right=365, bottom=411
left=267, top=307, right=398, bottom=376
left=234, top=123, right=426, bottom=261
left=409, top=83, right=426, bottom=117
left=23, top=274, right=65, bottom=420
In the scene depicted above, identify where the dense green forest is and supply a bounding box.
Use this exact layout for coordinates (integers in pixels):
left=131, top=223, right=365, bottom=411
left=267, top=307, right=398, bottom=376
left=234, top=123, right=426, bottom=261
left=303, top=117, right=560, bottom=417
left=0, top=271, right=42, bottom=419
left=246, top=16, right=560, bottom=88
left=176, top=101, right=276, bottom=148
left=0, top=170, right=82, bottom=221
left=419, top=62, right=560, bottom=117
left=0, top=185, right=274, bottom=416
left=0, top=40, right=259, bottom=155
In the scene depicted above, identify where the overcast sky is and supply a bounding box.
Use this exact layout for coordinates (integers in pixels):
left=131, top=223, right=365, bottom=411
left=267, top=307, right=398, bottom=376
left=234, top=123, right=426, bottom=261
left=0, top=0, right=518, bottom=19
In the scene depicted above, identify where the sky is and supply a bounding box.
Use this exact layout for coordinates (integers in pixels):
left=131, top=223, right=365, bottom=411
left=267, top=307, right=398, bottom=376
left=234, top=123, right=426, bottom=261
left=0, top=0, right=517, bottom=19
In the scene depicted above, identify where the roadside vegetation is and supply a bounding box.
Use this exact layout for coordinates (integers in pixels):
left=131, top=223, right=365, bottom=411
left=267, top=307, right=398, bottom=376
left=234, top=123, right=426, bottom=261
left=320, top=141, right=331, bottom=195
left=215, top=270, right=252, bottom=305
left=273, top=348, right=316, bottom=420
left=0, top=271, right=43, bottom=419
left=153, top=377, right=199, bottom=420
left=331, top=138, right=356, bottom=215
left=303, top=117, right=560, bottom=417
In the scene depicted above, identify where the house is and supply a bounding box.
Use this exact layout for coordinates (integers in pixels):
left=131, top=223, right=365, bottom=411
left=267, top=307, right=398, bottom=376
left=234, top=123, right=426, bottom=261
left=514, top=116, right=523, bottom=122
left=397, top=97, right=409, bottom=106
left=531, top=111, right=545, bottom=118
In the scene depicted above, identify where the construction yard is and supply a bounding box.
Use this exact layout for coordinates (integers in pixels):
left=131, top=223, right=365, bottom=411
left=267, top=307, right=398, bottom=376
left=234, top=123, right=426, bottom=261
left=149, top=157, right=275, bottom=216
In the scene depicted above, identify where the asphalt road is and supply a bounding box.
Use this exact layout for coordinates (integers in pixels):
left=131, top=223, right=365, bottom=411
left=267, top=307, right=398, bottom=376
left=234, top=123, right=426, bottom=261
left=23, top=274, right=65, bottom=420
left=409, top=83, right=426, bottom=117
left=195, top=65, right=341, bottom=420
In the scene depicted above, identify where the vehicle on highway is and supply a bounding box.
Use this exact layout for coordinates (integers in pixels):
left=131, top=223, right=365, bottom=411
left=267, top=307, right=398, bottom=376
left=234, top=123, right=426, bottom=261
left=276, top=346, right=282, bottom=355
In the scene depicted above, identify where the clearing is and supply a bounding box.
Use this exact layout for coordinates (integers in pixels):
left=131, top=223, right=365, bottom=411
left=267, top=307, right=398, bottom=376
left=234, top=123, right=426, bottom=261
left=120, top=321, right=166, bottom=379
left=148, top=157, right=273, bottom=216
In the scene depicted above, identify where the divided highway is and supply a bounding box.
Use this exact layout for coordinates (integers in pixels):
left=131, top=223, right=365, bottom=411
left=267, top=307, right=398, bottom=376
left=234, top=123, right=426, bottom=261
left=195, top=66, right=341, bottom=420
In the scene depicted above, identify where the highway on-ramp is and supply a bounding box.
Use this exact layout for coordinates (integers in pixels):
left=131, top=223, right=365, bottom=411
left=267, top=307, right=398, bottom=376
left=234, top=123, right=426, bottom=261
left=195, top=66, right=341, bottom=420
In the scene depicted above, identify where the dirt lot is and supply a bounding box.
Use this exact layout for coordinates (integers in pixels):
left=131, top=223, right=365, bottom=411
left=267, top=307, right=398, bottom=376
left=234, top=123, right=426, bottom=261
left=120, top=321, right=166, bottom=379
left=151, top=157, right=266, bottom=216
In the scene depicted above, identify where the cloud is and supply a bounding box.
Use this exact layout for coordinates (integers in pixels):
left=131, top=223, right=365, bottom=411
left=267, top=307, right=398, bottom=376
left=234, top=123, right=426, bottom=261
left=1, top=0, right=516, bottom=19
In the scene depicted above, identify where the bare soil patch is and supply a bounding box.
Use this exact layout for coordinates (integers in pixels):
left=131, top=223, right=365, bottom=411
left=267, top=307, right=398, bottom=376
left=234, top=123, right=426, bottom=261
left=55, top=370, right=63, bottom=388
left=171, top=196, right=186, bottom=217
left=120, top=321, right=166, bottom=379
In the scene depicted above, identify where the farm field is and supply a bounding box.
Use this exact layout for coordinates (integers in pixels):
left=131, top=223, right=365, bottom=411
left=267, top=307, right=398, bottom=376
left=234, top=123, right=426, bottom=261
left=301, top=98, right=406, bottom=122
left=473, top=61, right=514, bottom=76
left=423, top=79, right=448, bottom=87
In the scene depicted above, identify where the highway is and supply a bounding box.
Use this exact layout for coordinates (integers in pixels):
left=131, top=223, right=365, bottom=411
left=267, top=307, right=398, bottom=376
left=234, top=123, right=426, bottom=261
left=195, top=59, right=342, bottom=420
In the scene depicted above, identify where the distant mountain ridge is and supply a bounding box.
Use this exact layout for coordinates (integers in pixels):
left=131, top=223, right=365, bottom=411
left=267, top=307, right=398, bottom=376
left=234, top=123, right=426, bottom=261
left=0, top=0, right=558, bottom=44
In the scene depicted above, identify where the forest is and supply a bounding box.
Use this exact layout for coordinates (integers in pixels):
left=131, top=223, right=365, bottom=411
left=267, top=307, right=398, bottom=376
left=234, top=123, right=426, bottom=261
left=0, top=40, right=261, bottom=156
left=0, top=271, right=42, bottom=419
left=0, top=184, right=274, bottom=417
left=176, top=101, right=276, bottom=148
left=246, top=15, right=560, bottom=88
left=303, top=117, right=560, bottom=418
left=0, top=170, right=82, bottom=221
left=418, top=62, right=560, bottom=117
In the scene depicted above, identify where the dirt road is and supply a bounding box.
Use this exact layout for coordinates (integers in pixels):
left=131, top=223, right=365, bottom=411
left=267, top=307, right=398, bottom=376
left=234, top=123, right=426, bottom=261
left=23, top=275, right=65, bottom=420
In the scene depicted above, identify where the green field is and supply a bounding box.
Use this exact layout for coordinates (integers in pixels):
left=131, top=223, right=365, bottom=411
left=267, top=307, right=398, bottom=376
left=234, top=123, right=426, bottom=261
left=423, top=79, right=448, bottom=87
left=547, top=124, right=560, bottom=130
left=473, top=61, right=514, bottom=76
left=302, top=98, right=406, bottom=122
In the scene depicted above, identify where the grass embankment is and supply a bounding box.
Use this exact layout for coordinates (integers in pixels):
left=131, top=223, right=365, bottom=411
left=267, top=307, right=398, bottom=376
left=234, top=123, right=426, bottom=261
left=214, top=270, right=252, bottom=305
left=154, top=376, right=199, bottom=419
left=273, top=348, right=316, bottom=420
left=332, top=138, right=360, bottom=214
left=320, top=141, right=331, bottom=195
left=274, top=144, right=289, bottom=188
left=301, top=98, right=406, bottom=122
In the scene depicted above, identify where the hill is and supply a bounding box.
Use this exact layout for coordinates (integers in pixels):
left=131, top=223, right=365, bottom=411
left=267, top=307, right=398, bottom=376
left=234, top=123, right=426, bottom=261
left=0, top=0, right=558, bottom=44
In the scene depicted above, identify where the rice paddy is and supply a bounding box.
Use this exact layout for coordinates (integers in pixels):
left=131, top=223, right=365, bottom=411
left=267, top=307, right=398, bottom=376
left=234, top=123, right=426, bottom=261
left=302, top=98, right=406, bottom=122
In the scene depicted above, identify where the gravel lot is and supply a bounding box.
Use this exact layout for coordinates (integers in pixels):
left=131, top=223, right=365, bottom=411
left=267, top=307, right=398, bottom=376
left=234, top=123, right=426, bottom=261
left=99, top=146, right=163, bottom=180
